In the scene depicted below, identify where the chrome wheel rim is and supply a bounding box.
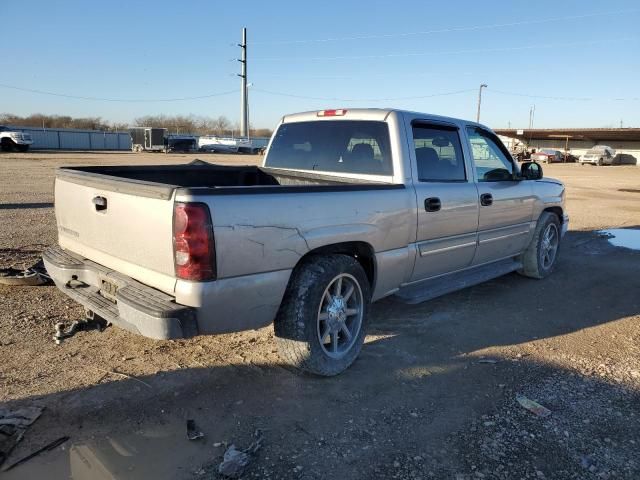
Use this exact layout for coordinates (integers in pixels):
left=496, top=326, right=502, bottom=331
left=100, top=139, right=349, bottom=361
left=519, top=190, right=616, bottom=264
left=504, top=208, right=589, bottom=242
left=317, top=273, right=363, bottom=359
left=541, top=223, right=559, bottom=269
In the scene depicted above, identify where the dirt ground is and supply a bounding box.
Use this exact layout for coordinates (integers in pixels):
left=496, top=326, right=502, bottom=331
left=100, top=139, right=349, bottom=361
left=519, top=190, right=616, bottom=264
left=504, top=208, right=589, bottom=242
left=1, top=151, right=639, bottom=480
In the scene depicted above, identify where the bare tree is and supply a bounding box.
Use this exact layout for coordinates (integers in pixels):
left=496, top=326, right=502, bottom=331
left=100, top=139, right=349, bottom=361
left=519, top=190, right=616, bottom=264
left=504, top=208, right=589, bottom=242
left=1, top=112, right=272, bottom=137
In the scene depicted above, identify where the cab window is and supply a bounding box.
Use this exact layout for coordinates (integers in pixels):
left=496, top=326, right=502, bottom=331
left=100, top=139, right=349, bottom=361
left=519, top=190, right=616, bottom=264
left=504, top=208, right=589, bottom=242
left=466, top=127, right=514, bottom=182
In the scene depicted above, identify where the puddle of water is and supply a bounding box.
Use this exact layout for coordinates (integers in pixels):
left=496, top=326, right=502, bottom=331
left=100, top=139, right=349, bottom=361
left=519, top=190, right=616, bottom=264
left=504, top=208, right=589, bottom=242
left=1, top=418, right=216, bottom=480
left=599, top=229, right=640, bottom=251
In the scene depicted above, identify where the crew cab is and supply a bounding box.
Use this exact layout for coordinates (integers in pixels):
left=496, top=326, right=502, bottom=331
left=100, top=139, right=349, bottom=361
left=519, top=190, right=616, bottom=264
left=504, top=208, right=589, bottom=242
left=0, top=125, right=33, bottom=152
left=44, top=109, right=568, bottom=376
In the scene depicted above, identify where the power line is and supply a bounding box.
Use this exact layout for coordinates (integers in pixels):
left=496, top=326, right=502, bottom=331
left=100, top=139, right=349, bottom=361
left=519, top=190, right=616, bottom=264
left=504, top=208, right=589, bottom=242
left=488, top=89, right=640, bottom=102
left=253, top=37, right=638, bottom=61
left=251, top=87, right=477, bottom=102
left=254, top=71, right=474, bottom=80
left=253, top=87, right=640, bottom=103
left=252, top=9, right=639, bottom=45
left=3, top=82, right=638, bottom=104
left=0, top=83, right=237, bottom=102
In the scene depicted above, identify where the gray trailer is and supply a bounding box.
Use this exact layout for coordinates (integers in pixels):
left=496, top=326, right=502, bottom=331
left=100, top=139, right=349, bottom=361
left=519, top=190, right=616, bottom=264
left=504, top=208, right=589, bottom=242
left=130, top=127, right=167, bottom=153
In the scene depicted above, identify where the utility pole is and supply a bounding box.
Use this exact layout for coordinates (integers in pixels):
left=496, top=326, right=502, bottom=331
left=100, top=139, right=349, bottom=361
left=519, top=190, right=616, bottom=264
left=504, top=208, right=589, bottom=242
left=238, top=27, right=248, bottom=138
left=528, top=105, right=536, bottom=129
left=476, top=84, right=487, bottom=122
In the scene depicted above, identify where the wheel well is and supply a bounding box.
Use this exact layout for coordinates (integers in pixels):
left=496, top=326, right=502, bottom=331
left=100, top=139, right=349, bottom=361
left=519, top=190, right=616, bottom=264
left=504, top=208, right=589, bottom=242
left=297, top=241, right=376, bottom=289
left=543, top=206, right=563, bottom=224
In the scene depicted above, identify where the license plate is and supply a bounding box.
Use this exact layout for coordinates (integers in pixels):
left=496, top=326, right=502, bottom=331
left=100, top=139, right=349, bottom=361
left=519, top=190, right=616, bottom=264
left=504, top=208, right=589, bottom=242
left=100, top=279, right=119, bottom=302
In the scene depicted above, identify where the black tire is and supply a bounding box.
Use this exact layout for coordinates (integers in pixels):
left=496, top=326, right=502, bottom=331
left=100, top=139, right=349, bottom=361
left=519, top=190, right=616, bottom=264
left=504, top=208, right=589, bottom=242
left=597, top=158, right=603, bottom=166
left=518, top=212, right=561, bottom=279
left=274, top=254, right=370, bottom=376
left=16, top=145, right=29, bottom=152
left=1, top=139, right=14, bottom=152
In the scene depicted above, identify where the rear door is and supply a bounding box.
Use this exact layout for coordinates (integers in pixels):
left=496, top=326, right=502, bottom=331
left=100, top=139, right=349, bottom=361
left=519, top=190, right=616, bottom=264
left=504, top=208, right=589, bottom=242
left=409, top=121, right=479, bottom=282
left=464, top=126, right=534, bottom=265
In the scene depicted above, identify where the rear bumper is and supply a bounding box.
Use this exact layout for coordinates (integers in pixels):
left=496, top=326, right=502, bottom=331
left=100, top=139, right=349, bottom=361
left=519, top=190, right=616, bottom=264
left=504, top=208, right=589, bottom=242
left=43, top=245, right=197, bottom=340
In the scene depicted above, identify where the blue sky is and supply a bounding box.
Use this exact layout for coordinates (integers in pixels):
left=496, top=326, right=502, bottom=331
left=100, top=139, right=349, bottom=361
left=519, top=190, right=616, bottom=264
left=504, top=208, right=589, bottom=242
left=2, top=0, right=639, bottom=129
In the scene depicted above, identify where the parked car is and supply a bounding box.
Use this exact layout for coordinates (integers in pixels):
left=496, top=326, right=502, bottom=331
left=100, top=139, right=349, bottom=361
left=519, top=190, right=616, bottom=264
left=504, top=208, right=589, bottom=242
left=0, top=125, right=33, bottom=152
left=531, top=149, right=563, bottom=163
left=579, top=145, right=616, bottom=166
left=44, top=108, right=568, bottom=376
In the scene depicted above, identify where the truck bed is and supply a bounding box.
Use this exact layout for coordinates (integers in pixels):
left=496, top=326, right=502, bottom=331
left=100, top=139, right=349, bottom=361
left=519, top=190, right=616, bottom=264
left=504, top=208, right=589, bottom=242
left=57, top=162, right=391, bottom=200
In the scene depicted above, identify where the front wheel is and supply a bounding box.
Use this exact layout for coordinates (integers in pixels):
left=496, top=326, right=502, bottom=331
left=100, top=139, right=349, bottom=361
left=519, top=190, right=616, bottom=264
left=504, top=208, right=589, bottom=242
left=518, top=212, right=561, bottom=279
left=274, top=254, right=370, bottom=376
left=597, top=158, right=603, bottom=166
left=1, top=140, right=15, bottom=152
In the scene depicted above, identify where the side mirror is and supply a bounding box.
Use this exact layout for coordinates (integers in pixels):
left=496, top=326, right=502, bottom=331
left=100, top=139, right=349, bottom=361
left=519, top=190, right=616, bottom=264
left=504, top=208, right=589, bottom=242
left=520, top=161, right=543, bottom=180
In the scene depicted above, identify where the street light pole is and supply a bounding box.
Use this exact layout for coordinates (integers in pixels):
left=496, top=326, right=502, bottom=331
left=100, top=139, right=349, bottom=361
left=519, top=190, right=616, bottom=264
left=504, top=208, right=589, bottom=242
left=476, top=84, right=488, bottom=123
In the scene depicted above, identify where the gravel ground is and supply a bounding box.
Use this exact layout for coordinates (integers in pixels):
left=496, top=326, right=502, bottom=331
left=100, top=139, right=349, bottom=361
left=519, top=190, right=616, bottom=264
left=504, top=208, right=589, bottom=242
left=0, top=151, right=639, bottom=479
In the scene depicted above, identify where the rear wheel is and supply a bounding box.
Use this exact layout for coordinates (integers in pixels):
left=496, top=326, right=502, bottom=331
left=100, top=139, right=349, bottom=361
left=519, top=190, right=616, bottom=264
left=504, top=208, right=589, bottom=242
left=518, top=212, right=561, bottom=279
left=274, top=254, right=370, bottom=376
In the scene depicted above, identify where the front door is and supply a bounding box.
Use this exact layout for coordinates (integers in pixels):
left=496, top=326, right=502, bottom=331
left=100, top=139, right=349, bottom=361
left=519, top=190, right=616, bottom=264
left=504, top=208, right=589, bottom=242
left=409, top=122, right=479, bottom=282
left=465, top=126, right=535, bottom=265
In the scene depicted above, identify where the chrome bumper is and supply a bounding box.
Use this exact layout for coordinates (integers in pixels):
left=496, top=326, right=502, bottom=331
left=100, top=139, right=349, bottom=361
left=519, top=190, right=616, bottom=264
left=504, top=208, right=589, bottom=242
left=43, top=246, right=197, bottom=340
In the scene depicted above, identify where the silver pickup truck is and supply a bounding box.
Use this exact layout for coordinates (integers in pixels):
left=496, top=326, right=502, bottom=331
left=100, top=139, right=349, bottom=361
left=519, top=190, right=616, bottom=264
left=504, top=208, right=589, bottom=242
left=44, top=109, right=568, bottom=375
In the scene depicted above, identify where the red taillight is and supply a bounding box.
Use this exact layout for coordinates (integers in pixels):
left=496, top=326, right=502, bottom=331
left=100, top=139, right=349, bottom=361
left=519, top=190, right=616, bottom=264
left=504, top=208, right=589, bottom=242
left=173, top=202, right=215, bottom=281
left=317, top=109, right=347, bottom=117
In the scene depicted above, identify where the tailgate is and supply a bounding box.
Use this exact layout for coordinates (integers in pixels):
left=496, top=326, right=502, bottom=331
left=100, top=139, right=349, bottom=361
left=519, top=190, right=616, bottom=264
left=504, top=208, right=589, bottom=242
left=54, top=173, right=177, bottom=294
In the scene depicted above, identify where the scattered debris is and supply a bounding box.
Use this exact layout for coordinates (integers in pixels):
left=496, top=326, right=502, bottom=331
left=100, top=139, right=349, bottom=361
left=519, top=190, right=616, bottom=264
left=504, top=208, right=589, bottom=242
left=477, top=358, right=499, bottom=364
left=1, top=436, right=69, bottom=472
left=218, top=429, right=264, bottom=478
left=516, top=395, right=552, bottom=418
left=0, top=259, right=51, bottom=286
left=0, top=268, right=45, bottom=286
left=0, top=405, right=44, bottom=468
left=96, top=368, right=153, bottom=389
left=187, top=419, right=204, bottom=441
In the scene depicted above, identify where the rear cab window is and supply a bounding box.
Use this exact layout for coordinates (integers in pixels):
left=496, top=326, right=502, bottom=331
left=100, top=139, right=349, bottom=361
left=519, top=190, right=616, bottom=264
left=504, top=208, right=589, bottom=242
left=266, top=121, right=393, bottom=176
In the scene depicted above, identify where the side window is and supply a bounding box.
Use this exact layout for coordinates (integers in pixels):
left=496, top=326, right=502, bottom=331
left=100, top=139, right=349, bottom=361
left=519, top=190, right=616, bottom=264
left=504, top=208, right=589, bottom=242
left=412, top=125, right=466, bottom=182
left=466, top=127, right=514, bottom=182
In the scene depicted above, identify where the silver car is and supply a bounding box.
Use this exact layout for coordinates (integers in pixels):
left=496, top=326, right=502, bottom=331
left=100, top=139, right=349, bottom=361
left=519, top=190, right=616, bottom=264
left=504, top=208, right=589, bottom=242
left=580, top=146, right=616, bottom=166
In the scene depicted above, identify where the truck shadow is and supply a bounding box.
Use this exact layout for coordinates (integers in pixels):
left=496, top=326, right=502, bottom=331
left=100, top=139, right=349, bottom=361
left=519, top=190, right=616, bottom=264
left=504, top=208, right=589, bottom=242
left=1, top=229, right=639, bottom=479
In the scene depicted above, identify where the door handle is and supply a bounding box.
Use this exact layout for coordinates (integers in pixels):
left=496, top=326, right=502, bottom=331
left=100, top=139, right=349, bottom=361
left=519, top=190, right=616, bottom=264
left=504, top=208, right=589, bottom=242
left=424, top=197, right=441, bottom=212
left=480, top=193, right=493, bottom=206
